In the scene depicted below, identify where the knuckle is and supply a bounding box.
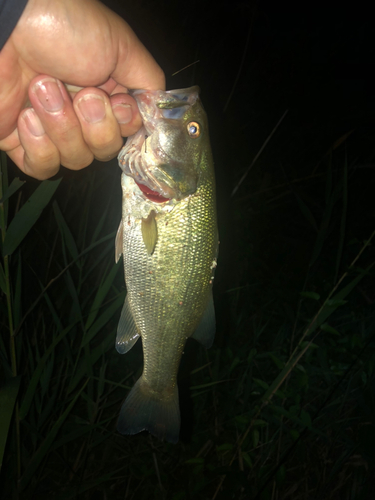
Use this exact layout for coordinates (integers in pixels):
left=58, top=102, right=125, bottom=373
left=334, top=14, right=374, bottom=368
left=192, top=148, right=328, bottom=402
left=96, top=137, right=121, bottom=153
left=61, top=152, right=94, bottom=171
left=25, top=149, right=59, bottom=174
left=24, top=158, right=60, bottom=180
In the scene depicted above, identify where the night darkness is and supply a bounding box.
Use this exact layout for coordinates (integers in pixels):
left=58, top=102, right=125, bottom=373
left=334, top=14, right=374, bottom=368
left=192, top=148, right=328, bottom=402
left=1, top=1, right=375, bottom=498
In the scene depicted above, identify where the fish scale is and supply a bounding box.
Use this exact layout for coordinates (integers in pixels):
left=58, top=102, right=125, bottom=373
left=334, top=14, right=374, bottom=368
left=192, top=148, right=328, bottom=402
left=115, top=87, right=218, bottom=443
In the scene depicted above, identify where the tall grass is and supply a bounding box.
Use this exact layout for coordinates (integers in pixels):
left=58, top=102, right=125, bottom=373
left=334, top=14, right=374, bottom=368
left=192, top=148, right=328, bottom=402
left=0, top=154, right=126, bottom=497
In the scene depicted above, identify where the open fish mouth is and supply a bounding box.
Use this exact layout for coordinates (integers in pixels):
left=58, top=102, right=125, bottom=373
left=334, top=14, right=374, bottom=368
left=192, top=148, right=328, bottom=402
left=118, top=124, right=173, bottom=202
left=118, top=87, right=201, bottom=202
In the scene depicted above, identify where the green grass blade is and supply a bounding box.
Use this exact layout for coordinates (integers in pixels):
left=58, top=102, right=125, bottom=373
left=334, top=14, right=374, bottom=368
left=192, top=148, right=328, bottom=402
left=98, top=361, right=107, bottom=398
left=18, top=379, right=89, bottom=492
left=64, top=270, right=83, bottom=323
left=53, top=471, right=117, bottom=500
left=84, top=261, right=122, bottom=332
left=82, top=291, right=125, bottom=347
left=51, top=416, right=114, bottom=452
left=305, top=263, right=373, bottom=337
left=0, top=335, right=11, bottom=377
left=308, top=199, right=334, bottom=268
left=68, top=334, right=114, bottom=394
left=0, top=262, right=6, bottom=294
left=294, top=192, right=317, bottom=232
left=3, top=178, right=61, bottom=256
left=19, top=325, right=76, bottom=420
left=0, top=178, right=25, bottom=204
left=13, top=232, right=115, bottom=337
left=52, top=200, right=79, bottom=263
left=38, top=362, right=63, bottom=429
left=39, top=347, right=55, bottom=399
left=42, top=289, right=64, bottom=332
left=0, top=376, right=21, bottom=471
left=13, top=254, right=22, bottom=329
left=91, top=206, right=113, bottom=244
left=261, top=264, right=373, bottom=407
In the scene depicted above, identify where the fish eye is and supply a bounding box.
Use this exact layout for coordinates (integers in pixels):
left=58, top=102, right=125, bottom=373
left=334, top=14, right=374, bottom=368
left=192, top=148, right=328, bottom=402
left=187, top=121, right=200, bottom=138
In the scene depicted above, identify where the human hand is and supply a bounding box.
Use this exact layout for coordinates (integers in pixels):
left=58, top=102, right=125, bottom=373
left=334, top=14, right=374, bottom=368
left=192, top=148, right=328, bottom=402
left=0, top=0, right=165, bottom=179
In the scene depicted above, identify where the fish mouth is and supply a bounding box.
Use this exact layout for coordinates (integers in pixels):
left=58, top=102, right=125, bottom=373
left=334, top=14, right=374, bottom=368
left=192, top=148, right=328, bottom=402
left=135, top=177, right=170, bottom=204
left=118, top=87, right=201, bottom=202
left=118, top=124, right=176, bottom=202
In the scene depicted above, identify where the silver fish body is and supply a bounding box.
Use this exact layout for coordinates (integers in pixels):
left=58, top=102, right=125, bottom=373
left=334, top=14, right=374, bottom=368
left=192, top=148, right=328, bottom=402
left=115, top=86, right=218, bottom=443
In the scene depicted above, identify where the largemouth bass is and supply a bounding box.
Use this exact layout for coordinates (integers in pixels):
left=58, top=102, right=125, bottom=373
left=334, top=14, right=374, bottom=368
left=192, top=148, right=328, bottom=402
left=115, top=86, right=218, bottom=443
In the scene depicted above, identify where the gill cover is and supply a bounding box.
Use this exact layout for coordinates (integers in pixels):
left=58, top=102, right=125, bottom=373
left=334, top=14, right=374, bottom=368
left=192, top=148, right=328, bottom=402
left=118, top=86, right=207, bottom=201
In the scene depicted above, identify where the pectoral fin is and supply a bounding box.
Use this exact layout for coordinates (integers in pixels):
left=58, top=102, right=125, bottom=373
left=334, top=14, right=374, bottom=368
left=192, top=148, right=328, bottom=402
left=191, top=294, right=216, bottom=349
left=116, top=296, right=140, bottom=354
left=141, top=210, right=158, bottom=255
left=115, top=221, right=123, bottom=264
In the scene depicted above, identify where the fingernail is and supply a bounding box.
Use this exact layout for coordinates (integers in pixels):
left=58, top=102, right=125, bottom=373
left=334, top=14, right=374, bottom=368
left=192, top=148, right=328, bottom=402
left=33, top=78, right=64, bottom=112
left=77, top=94, right=106, bottom=123
left=23, top=109, right=45, bottom=136
left=112, top=103, right=132, bottom=124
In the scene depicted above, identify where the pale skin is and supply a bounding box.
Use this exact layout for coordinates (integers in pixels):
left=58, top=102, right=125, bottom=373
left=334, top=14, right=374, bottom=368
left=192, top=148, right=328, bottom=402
left=0, top=0, right=165, bottom=179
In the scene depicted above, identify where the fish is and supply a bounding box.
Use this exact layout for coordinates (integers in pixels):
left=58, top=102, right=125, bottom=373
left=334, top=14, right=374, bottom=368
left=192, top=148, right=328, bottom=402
left=115, top=86, right=218, bottom=443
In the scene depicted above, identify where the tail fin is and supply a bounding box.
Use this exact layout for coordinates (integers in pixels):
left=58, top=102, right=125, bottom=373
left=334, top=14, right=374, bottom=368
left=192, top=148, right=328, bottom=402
left=117, top=377, right=180, bottom=444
